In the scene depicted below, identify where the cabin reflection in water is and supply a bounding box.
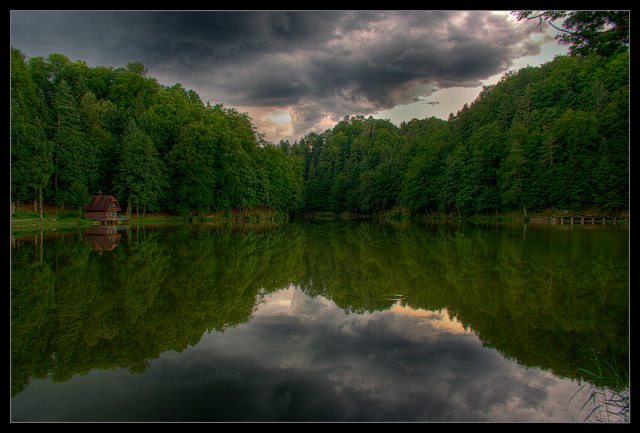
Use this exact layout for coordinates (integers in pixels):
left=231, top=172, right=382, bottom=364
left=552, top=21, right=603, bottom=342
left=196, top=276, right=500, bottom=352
left=83, top=227, right=124, bottom=252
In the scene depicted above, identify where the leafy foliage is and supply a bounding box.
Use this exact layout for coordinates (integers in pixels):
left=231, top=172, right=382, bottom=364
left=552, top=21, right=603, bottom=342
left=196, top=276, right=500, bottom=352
left=11, top=48, right=304, bottom=216
left=294, top=51, right=628, bottom=216
left=11, top=47, right=628, bottom=217
left=514, top=11, right=629, bottom=58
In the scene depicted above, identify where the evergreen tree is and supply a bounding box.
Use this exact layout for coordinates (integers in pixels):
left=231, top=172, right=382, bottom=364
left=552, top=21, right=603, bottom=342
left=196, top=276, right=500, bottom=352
left=167, top=120, right=219, bottom=213
left=52, top=79, right=98, bottom=209
left=498, top=138, right=527, bottom=215
left=114, top=119, right=167, bottom=216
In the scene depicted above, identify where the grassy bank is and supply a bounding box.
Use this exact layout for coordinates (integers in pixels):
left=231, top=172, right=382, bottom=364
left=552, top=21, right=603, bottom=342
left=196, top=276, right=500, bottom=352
left=377, top=207, right=630, bottom=223
left=11, top=208, right=94, bottom=231
left=11, top=204, right=290, bottom=232
left=11, top=203, right=628, bottom=232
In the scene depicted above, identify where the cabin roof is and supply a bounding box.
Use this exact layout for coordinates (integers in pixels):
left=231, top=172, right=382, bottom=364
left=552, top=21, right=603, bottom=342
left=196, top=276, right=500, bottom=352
left=84, top=195, right=121, bottom=212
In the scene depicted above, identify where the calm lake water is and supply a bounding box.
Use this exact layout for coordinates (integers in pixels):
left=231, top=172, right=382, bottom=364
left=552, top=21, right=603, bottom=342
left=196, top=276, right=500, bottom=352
left=11, top=219, right=629, bottom=422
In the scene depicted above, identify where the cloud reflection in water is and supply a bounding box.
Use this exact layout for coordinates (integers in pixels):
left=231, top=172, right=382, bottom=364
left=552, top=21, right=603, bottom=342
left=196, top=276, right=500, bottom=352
left=11, top=284, right=585, bottom=422
left=147, top=285, right=581, bottom=422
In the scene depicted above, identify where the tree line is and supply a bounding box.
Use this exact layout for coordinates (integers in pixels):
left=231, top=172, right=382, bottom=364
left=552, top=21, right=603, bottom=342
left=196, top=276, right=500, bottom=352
left=11, top=47, right=304, bottom=218
left=286, top=50, right=628, bottom=216
left=11, top=46, right=628, bottom=218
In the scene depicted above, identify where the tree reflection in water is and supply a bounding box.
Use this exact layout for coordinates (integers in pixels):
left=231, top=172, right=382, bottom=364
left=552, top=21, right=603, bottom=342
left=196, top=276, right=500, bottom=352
left=11, top=221, right=628, bottom=421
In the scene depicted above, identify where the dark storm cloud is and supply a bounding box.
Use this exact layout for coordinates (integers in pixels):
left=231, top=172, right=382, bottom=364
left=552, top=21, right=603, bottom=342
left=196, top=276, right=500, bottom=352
left=11, top=10, right=542, bottom=137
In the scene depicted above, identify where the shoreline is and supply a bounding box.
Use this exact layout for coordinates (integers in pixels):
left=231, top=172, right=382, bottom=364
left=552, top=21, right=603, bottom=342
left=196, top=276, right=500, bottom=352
left=302, top=208, right=630, bottom=223
left=11, top=207, right=629, bottom=233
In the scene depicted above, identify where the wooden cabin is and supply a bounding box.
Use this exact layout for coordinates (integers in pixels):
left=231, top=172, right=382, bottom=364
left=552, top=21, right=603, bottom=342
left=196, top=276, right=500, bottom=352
left=84, top=195, right=128, bottom=225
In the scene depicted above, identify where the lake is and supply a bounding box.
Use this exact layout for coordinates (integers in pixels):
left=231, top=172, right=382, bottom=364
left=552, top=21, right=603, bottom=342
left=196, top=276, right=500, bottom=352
left=10, top=219, right=629, bottom=422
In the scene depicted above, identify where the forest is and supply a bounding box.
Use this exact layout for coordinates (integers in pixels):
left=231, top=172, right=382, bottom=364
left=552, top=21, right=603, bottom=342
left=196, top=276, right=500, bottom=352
left=11, top=46, right=629, bottom=218
left=291, top=50, right=629, bottom=217
left=11, top=47, right=305, bottom=217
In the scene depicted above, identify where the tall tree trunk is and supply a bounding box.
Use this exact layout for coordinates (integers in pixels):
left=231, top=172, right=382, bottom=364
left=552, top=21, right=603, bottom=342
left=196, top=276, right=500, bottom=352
left=39, top=185, right=43, bottom=221
left=127, top=189, right=132, bottom=217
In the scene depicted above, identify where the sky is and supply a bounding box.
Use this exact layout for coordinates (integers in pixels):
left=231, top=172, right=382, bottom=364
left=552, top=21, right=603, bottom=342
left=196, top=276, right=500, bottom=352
left=10, top=10, right=569, bottom=144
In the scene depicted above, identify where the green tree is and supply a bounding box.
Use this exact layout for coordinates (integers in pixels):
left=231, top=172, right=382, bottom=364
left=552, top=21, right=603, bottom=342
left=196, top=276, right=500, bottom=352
left=400, top=143, right=443, bottom=214
left=108, top=63, right=160, bottom=110
left=467, top=123, right=504, bottom=214
left=67, top=180, right=90, bottom=218
left=79, top=92, right=119, bottom=193
left=217, top=138, right=254, bottom=210
left=590, top=139, right=620, bottom=211
left=456, top=148, right=485, bottom=215
left=11, top=106, right=54, bottom=219
left=11, top=47, right=42, bottom=211
left=167, top=120, right=219, bottom=213
left=11, top=48, right=38, bottom=117
left=514, top=11, right=629, bottom=57
left=498, top=138, right=528, bottom=216
left=213, top=107, right=265, bottom=210
left=438, top=144, right=467, bottom=215
left=52, top=79, right=97, bottom=210
left=114, top=119, right=167, bottom=216
left=548, top=109, right=599, bottom=209
left=256, top=144, right=305, bottom=211
left=146, top=85, right=196, bottom=156
left=30, top=119, right=54, bottom=220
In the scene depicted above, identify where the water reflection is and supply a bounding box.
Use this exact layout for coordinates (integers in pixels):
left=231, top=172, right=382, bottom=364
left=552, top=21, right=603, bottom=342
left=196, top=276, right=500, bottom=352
left=83, top=226, right=125, bottom=251
left=11, top=221, right=629, bottom=421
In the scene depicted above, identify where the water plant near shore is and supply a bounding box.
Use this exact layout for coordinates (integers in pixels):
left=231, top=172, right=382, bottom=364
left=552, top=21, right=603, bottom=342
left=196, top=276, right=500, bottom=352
left=568, top=349, right=629, bottom=422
